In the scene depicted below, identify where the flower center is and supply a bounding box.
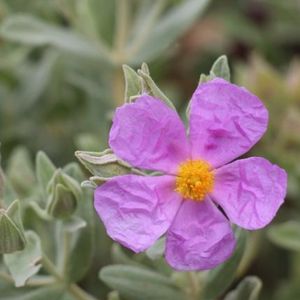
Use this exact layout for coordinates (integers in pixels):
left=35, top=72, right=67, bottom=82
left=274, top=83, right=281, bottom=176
left=175, top=160, right=214, bottom=201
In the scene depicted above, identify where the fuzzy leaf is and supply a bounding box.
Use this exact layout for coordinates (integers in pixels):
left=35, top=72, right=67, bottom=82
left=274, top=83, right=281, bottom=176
left=6, top=147, right=35, bottom=197
left=137, top=69, right=175, bottom=109
left=4, top=231, right=42, bottom=287
left=123, top=65, right=143, bottom=103
left=100, top=265, right=183, bottom=300
left=210, top=55, right=231, bottom=81
left=75, top=150, right=132, bottom=178
left=224, top=276, right=262, bottom=300
left=60, top=188, right=95, bottom=283
left=0, top=284, right=66, bottom=300
left=35, top=151, right=56, bottom=194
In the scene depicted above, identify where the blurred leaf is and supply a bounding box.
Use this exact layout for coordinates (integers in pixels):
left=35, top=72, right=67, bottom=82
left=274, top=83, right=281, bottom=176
left=0, top=284, right=66, bottom=300
left=75, top=150, right=132, bottom=178
left=1, top=14, right=110, bottom=63
left=146, top=237, right=165, bottom=260
left=100, top=265, right=183, bottom=300
left=131, top=0, right=209, bottom=63
left=210, top=55, right=230, bottom=81
left=4, top=231, right=42, bottom=287
left=268, top=221, right=300, bottom=251
left=6, top=146, right=35, bottom=197
left=224, top=276, right=262, bottom=300
left=123, top=65, right=142, bottom=103
left=35, top=151, right=56, bottom=194
left=203, top=228, right=248, bottom=300
left=16, top=50, right=58, bottom=109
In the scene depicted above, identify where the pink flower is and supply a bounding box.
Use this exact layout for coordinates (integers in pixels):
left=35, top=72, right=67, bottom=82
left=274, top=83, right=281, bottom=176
left=94, top=78, right=287, bottom=271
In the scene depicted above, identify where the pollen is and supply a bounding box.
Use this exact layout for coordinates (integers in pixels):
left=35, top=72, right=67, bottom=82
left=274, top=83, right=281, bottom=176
left=175, top=160, right=214, bottom=201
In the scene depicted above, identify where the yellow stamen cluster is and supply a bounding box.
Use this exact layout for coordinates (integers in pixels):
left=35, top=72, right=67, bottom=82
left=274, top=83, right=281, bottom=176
left=175, top=160, right=214, bottom=201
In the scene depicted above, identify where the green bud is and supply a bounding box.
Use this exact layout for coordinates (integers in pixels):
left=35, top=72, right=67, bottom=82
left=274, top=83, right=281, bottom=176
left=47, top=183, right=77, bottom=219
left=75, top=150, right=132, bottom=178
left=46, top=169, right=81, bottom=219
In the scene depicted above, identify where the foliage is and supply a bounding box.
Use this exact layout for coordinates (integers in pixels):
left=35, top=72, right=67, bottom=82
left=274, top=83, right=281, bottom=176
left=0, top=0, right=300, bottom=299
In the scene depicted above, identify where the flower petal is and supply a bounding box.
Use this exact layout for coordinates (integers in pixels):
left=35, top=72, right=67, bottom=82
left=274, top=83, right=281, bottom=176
left=212, top=157, right=287, bottom=230
left=189, top=78, right=268, bottom=167
left=94, top=175, right=181, bottom=253
left=165, top=198, right=236, bottom=271
left=109, top=95, right=189, bottom=173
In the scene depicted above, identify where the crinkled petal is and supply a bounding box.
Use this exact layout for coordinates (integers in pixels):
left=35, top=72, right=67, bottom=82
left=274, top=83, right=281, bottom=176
left=165, top=198, right=236, bottom=271
left=211, top=157, right=287, bottom=230
left=109, top=95, right=189, bottom=173
left=94, top=175, right=181, bottom=253
left=189, top=78, right=268, bottom=167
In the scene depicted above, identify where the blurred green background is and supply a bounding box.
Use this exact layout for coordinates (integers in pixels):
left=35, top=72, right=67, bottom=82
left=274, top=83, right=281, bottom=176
left=1, top=0, right=300, bottom=299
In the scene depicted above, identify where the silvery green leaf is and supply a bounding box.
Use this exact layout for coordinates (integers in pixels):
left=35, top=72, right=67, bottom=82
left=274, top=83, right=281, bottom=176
left=130, top=0, right=209, bottom=63
left=99, top=265, right=183, bottom=300
left=146, top=237, right=166, bottom=260
left=35, top=151, right=56, bottom=194
left=140, top=62, right=150, bottom=75
left=63, top=187, right=95, bottom=283
left=6, top=146, right=35, bottom=197
left=123, top=65, right=143, bottom=103
left=0, top=285, right=66, bottom=300
left=198, top=55, right=231, bottom=85
left=62, top=162, right=84, bottom=182
left=267, top=221, right=300, bottom=251
left=224, top=276, right=262, bottom=300
left=6, top=200, right=25, bottom=234
left=0, top=209, right=25, bottom=254
left=1, top=15, right=110, bottom=63
left=137, top=69, right=175, bottom=110
left=47, top=184, right=77, bottom=219
left=203, top=228, right=248, bottom=300
left=4, top=231, right=42, bottom=287
left=75, top=150, right=132, bottom=178
left=210, top=55, right=231, bottom=81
